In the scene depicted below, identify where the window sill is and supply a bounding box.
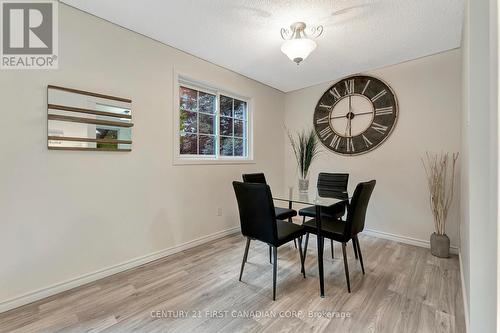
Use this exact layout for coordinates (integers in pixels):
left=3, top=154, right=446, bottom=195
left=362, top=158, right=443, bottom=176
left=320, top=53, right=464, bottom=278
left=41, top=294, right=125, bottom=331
left=173, top=157, right=256, bottom=166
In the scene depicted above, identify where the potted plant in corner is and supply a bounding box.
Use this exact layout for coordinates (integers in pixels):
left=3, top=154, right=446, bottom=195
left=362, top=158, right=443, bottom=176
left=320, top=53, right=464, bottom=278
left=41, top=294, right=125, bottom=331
left=422, top=152, right=459, bottom=258
left=287, top=128, right=320, bottom=193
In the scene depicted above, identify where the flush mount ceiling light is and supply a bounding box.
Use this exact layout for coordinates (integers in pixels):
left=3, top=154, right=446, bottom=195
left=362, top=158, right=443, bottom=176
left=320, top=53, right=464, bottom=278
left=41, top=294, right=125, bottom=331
left=280, top=22, right=323, bottom=65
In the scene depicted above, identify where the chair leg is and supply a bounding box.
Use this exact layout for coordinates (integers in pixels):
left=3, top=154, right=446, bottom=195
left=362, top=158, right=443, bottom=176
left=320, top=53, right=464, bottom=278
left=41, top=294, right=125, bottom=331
left=352, top=238, right=359, bottom=260
left=289, top=218, right=297, bottom=248
left=355, top=235, right=365, bottom=275
left=239, top=238, right=251, bottom=281
left=269, top=245, right=272, bottom=264
left=341, top=242, right=351, bottom=293
left=317, top=233, right=325, bottom=297
left=303, top=233, right=310, bottom=262
left=297, top=237, right=306, bottom=278
left=272, top=246, right=278, bottom=300
left=331, top=239, right=334, bottom=259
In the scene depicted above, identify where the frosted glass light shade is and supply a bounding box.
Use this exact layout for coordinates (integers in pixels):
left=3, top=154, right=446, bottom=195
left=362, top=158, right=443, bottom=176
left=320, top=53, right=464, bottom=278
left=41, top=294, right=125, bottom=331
left=281, top=38, right=317, bottom=64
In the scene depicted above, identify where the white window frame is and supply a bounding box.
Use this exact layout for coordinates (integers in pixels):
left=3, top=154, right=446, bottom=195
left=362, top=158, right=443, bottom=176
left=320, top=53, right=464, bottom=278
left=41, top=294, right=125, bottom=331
left=173, top=72, right=254, bottom=165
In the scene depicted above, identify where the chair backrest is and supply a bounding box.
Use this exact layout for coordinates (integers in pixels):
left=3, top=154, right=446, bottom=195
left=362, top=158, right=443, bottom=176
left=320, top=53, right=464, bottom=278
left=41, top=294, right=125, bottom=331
left=242, top=173, right=267, bottom=184
left=345, top=180, right=376, bottom=236
left=317, top=173, right=349, bottom=192
left=232, top=181, right=277, bottom=244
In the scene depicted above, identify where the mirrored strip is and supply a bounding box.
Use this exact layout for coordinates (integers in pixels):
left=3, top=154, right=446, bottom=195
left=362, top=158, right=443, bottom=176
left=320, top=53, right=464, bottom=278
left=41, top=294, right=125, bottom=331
left=48, top=85, right=131, bottom=103
left=48, top=136, right=132, bottom=145
left=48, top=108, right=133, bottom=125
left=48, top=140, right=132, bottom=151
left=49, top=121, right=132, bottom=148
left=48, top=104, right=132, bottom=119
left=48, top=114, right=133, bottom=128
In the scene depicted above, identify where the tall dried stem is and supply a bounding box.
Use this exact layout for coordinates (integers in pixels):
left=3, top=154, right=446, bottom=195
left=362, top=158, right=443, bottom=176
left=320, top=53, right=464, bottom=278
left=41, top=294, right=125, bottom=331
left=421, top=152, right=459, bottom=235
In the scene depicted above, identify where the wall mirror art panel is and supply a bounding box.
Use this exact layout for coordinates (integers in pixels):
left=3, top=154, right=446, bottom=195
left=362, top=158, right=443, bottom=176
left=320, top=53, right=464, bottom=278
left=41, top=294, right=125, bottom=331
left=47, top=85, right=133, bottom=151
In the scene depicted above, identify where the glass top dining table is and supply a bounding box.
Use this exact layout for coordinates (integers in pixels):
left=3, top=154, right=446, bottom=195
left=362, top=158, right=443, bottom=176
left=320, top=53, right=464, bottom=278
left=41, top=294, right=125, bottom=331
left=272, top=187, right=350, bottom=298
left=273, top=187, right=349, bottom=207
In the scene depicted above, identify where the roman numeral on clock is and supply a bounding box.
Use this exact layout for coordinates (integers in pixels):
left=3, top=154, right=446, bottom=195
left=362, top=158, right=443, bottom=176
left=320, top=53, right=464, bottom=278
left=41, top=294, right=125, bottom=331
left=371, top=122, right=388, bottom=134
left=362, top=134, right=373, bottom=147
left=346, top=137, right=355, bottom=152
left=330, top=134, right=341, bottom=149
left=319, top=126, right=333, bottom=140
left=375, top=106, right=393, bottom=116
left=329, top=87, right=342, bottom=100
left=316, top=115, right=330, bottom=124
left=361, top=80, right=371, bottom=94
left=318, top=103, right=332, bottom=110
left=345, top=79, right=354, bottom=94
left=371, top=89, right=387, bottom=102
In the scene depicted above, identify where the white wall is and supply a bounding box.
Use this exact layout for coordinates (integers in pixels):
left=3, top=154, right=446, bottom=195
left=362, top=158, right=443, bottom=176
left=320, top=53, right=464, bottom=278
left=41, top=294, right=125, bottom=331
left=460, top=1, right=471, bottom=326
left=461, top=0, right=499, bottom=331
left=283, top=49, right=462, bottom=249
left=0, top=4, right=285, bottom=309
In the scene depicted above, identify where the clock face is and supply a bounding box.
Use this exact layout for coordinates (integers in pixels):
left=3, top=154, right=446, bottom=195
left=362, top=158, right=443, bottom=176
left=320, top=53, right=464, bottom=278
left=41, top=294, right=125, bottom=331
left=313, top=75, right=398, bottom=155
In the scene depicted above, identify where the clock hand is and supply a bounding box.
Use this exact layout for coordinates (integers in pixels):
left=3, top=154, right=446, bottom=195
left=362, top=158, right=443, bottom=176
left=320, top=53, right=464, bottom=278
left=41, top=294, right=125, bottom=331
left=331, top=114, right=349, bottom=120
left=353, top=111, right=374, bottom=116
left=348, top=114, right=352, bottom=137
left=348, top=96, right=353, bottom=137
left=344, top=113, right=353, bottom=138
left=332, top=111, right=372, bottom=120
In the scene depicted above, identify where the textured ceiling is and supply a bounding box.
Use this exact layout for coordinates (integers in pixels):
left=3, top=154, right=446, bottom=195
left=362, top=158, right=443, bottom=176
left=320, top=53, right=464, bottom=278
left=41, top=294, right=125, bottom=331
left=61, top=0, right=464, bottom=92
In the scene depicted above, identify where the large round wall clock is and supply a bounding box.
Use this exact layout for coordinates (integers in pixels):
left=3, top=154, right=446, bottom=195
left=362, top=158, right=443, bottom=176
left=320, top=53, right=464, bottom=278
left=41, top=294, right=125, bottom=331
left=313, top=75, right=398, bottom=155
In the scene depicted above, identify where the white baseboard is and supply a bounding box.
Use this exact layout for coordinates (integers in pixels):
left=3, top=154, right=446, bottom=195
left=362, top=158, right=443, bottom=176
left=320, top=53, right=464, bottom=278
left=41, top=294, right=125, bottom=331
left=0, top=226, right=241, bottom=314
left=458, top=252, right=470, bottom=333
left=363, top=228, right=459, bottom=255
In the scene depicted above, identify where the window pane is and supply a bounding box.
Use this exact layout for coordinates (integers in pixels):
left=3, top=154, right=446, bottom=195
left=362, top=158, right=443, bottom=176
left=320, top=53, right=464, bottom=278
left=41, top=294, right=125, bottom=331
left=234, top=99, right=247, bottom=119
left=180, top=87, right=197, bottom=111
left=199, top=135, right=215, bottom=155
left=220, top=117, right=233, bottom=136
left=220, top=137, right=233, bottom=156
left=220, top=95, right=233, bottom=117
left=199, top=92, right=216, bottom=114
left=180, top=110, right=197, bottom=133
left=234, top=138, right=245, bottom=156
left=199, top=114, right=215, bottom=134
left=180, top=133, right=198, bottom=154
left=234, top=120, right=245, bottom=138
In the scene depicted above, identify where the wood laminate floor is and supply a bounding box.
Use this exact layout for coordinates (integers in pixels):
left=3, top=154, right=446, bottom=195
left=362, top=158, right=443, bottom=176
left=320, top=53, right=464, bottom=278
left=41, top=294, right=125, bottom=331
left=0, top=234, right=465, bottom=333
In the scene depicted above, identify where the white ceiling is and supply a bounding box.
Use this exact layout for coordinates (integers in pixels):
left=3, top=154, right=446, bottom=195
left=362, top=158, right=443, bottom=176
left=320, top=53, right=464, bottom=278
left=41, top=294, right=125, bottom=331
left=61, top=0, right=464, bottom=92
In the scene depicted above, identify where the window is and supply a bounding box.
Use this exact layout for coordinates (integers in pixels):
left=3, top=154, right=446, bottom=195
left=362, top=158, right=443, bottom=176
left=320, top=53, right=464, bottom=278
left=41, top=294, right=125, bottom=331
left=176, top=80, right=251, bottom=163
left=179, top=86, right=216, bottom=155
left=219, top=95, right=247, bottom=157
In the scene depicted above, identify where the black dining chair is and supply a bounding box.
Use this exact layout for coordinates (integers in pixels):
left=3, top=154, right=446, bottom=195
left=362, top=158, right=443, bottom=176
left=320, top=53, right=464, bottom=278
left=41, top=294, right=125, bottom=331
left=299, top=173, right=349, bottom=258
left=233, top=181, right=306, bottom=300
left=242, top=173, right=299, bottom=258
left=302, top=180, right=376, bottom=293
left=242, top=173, right=298, bottom=221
